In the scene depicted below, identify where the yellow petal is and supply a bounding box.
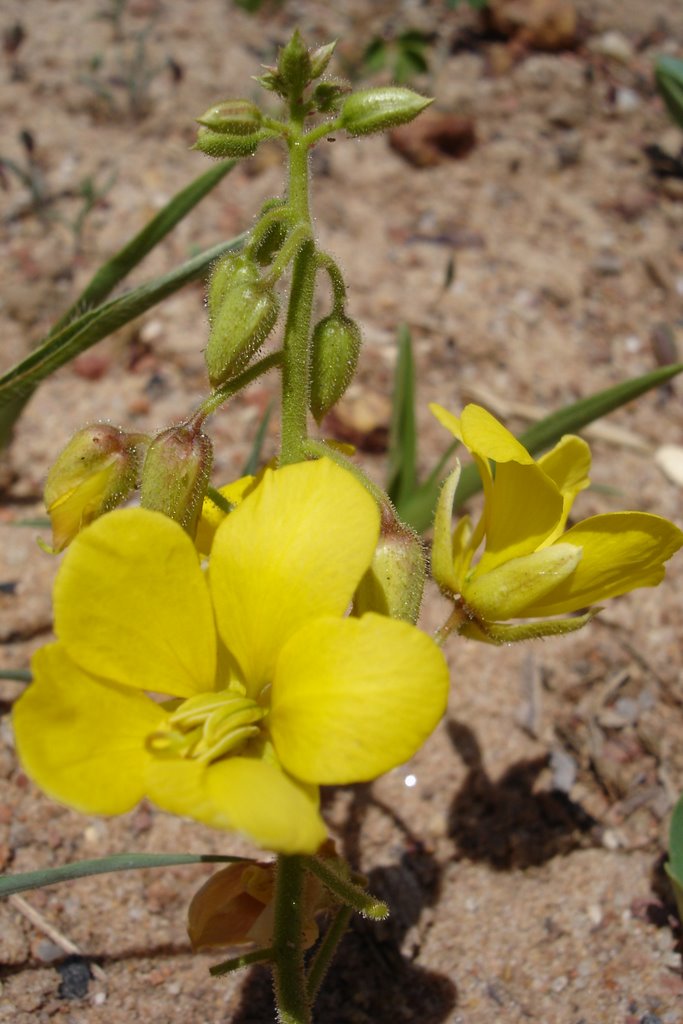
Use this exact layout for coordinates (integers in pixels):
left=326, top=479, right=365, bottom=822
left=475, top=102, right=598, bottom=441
left=47, top=467, right=119, bottom=553
left=146, top=756, right=326, bottom=854
left=210, top=459, right=380, bottom=694
left=195, top=476, right=257, bottom=557
left=460, top=404, right=534, bottom=465
left=13, top=645, right=163, bottom=815
left=475, top=461, right=564, bottom=575
left=55, top=508, right=216, bottom=698
left=431, top=464, right=461, bottom=593
left=269, top=614, right=449, bottom=785
left=429, top=403, right=464, bottom=442
left=464, top=543, right=582, bottom=621
left=518, top=512, right=683, bottom=617
left=538, top=435, right=591, bottom=542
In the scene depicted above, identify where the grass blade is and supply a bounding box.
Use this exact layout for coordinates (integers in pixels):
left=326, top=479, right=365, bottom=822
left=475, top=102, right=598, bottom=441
left=0, top=233, right=247, bottom=416
left=387, top=324, right=417, bottom=505
left=49, top=160, right=237, bottom=335
left=0, top=852, right=249, bottom=898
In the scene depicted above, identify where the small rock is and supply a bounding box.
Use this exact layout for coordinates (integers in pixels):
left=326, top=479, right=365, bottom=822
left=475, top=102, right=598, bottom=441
left=614, top=87, right=641, bottom=114
left=389, top=112, right=477, bottom=168
left=591, top=251, right=622, bottom=276
left=555, top=131, right=583, bottom=167
left=654, top=444, right=683, bottom=486
left=589, top=30, right=635, bottom=63
left=57, top=956, right=92, bottom=1000
left=484, top=0, right=578, bottom=51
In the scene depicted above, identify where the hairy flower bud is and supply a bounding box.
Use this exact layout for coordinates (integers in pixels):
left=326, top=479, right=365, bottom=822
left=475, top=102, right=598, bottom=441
left=353, top=520, right=426, bottom=624
left=312, top=78, right=350, bottom=114
left=309, top=41, right=336, bottom=80
left=207, top=252, right=260, bottom=323
left=193, top=126, right=261, bottom=159
left=277, top=30, right=311, bottom=97
left=205, top=282, right=279, bottom=388
left=196, top=99, right=263, bottom=135
left=140, top=425, right=212, bottom=536
left=340, top=87, right=433, bottom=137
left=44, top=424, right=146, bottom=553
left=309, top=313, right=361, bottom=423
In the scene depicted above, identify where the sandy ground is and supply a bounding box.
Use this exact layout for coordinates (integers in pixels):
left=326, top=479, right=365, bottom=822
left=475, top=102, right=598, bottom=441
left=1, top=1, right=683, bottom=1021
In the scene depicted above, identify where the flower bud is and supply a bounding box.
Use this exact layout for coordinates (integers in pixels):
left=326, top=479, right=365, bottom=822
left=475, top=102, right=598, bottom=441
left=44, top=424, right=146, bottom=553
left=251, top=202, right=289, bottom=267
left=207, top=253, right=260, bottom=323
left=310, top=41, right=337, bottom=79
left=309, top=313, right=361, bottom=423
left=140, top=425, right=212, bottom=536
left=188, top=840, right=340, bottom=952
left=312, top=78, right=350, bottom=114
left=340, top=87, right=433, bottom=137
left=196, top=100, right=263, bottom=135
left=193, top=126, right=260, bottom=159
left=353, top=520, right=426, bottom=623
left=277, top=30, right=312, bottom=97
left=205, top=282, right=279, bottom=388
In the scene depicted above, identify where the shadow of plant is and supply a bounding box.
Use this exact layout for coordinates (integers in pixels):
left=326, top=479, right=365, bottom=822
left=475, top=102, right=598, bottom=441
left=446, top=719, right=598, bottom=869
left=232, top=786, right=456, bottom=1024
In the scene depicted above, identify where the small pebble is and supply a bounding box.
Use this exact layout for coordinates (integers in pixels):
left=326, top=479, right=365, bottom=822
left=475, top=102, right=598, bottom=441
left=57, top=956, right=91, bottom=1000
left=655, top=445, right=683, bottom=487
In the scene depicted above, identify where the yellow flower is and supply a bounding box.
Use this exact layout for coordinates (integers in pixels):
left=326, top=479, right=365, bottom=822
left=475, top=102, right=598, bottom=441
left=14, top=458, right=449, bottom=853
left=430, top=403, right=683, bottom=643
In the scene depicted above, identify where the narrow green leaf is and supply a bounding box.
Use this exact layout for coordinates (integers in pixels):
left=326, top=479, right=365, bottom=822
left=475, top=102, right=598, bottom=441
left=50, top=160, right=237, bottom=335
left=667, top=791, right=683, bottom=920
left=655, top=56, right=683, bottom=131
left=241, top=400, right=274, bottom=476
left=0, top=852, right=250, bottom=898
left=0, top=669, right=32, bottom=683
left=387, top=324, right=417, bottom=505
left=517, top=363, right=683, bottom=454
left=0, top=233, right=247, bottom=417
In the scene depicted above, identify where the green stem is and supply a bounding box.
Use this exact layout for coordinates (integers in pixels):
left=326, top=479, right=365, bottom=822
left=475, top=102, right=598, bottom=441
left=304, top=117, right=343, bottom=146
left=434, top=600, right=468, bottom=646
left=272, top=854, right=311, bottom=1024
left=306, top=857, right=388, bottom=920
left=197, top=350, right=282, bottom=420
left=315, top=251, right=346, bottom=311
left=279, top=127, right=316, bottom=466
left=245, top=203, right=292, bottom=260
left=209, top=946, right=274, bottom=977
left=306, top=905, right=352, bottom=1003
left=261, top=223, right=313, bottom=290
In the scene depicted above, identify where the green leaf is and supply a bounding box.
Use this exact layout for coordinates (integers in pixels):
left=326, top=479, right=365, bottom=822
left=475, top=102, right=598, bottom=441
left=51, top=160, right=237, bottom=335
left=386, top=324, right=417, bottom=506
left=0, top=852, right=250, bottom=898
left=666, top=791, right=683, bottom=920
left=0, top=669, right=32, bottom=683
left=0, top=232, right=247, bottom=444
left=655, top=56, right=683, bottom=131
left=0, top=161, right=239, bottom=447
